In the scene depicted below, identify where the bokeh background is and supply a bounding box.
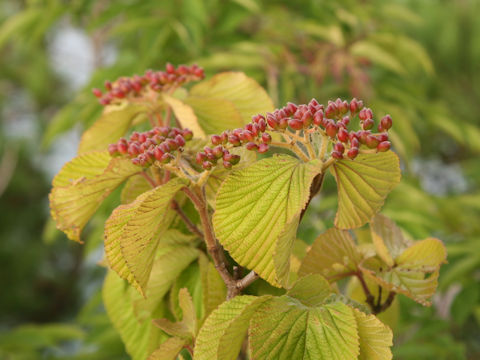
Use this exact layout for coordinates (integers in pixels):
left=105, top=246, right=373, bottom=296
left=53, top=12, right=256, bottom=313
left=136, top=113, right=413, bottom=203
left=0, top=0, right=479, bottom=359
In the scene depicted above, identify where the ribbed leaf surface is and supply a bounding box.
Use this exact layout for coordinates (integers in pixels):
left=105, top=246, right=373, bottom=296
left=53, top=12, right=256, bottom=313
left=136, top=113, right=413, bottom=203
left=213, top=155, right=321, bottom=286
left=49, top=151, right=138, bottom=242
left=332, top=151, right=401, bottom=229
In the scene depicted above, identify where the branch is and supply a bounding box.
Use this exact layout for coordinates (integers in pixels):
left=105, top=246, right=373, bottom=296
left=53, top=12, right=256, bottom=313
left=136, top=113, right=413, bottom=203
left=182, top=186, right=237, bottom=296
left=139, top=171, right=157, bottom=187
left=356, top=272, right=396, bottom=314
left=171, top=200, right=204, bottom=238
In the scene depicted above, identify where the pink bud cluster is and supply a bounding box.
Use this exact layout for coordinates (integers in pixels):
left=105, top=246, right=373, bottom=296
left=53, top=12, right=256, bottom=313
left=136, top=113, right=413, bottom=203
left=108, top=126, right=193, bottom=167
left=195, top=145, right=241, bottom=170
left=92, top=64, right=205, bottom=106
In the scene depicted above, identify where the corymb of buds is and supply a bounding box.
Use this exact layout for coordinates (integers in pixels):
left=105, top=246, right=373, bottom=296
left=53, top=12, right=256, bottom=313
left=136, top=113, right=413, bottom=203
left=92, top=63, right=205, bottom=106
left=108, top=126, right=193, bottom=167
left=199, top=97, right=393, bottom=169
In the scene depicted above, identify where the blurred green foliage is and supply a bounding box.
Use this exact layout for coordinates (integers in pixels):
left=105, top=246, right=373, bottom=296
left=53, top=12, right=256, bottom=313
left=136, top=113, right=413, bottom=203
left=0, top=0, right=478, bottom=358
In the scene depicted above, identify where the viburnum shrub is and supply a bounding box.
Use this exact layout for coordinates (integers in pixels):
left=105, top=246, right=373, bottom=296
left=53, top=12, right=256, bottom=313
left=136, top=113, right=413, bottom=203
left=49, top=64, right=447, bottom=360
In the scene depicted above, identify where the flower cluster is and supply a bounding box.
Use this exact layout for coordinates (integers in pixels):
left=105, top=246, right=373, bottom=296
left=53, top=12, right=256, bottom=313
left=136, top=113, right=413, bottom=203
left=196, top=98, right=392, bottom=170
left=108, top=126, right=193, bottom=167
left=92, top=64, right=204, bottom=106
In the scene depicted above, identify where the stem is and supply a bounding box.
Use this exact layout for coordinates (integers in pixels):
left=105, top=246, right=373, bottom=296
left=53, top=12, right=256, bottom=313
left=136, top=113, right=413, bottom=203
left=270, top=141, right=309, bottom=162
left=182, top=186, right=259, bottom=299
left=183, top=186, right=235, bottom=291
left=139, top=171, right=157, bottom=187
left=304, top=132, right=316, bottom=158
left=319, top=134, right=329, bottom=160
left=355, top=272, right=376, bottom=312
left=356, top=271, right=396, bottom=314
left=322, top=157, right=336, bottom=171
left=171, top=200, right=204, bottom=238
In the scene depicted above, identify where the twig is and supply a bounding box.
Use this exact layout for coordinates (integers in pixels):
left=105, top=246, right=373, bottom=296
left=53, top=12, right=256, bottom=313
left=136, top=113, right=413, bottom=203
left=139, top=171, right=157, bottom=187
left=356, top=271, right=396, bottom=314
left=236, top=271, right=259, bottom=291
left=171, top=200, right=204, bottom=239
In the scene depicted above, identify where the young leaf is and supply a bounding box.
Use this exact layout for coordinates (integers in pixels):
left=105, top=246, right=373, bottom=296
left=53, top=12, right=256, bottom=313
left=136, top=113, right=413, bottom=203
left=213, top=155, right=322, bottom=286
left=299, top=228, right=364, bottom=281
left=370, top=214, right=412, bottom=266
left=249, top=299, right=359, bottom=360
left=353, top=309, right=393, bottom=360
left=153, top=288, right=197, bottom=339
left=331, top=151, right=401, bottom=229
left=361, top=217, right=447, bottom=305
left=78, top=104, right=148, bottom=154
left=185, top=72, right=274, bottom=133
left=104, top=178, right=187, bottom=294
left=162, top=94, right=206, bottom=138
left=286, top=274, right=332, bottom=307
left=49, top=151, right=139, bottom=242
left=121, top=173, right=153, bottom=204
left=199, top=254, right=227, bottom=320
left=103, top=271, right=167, bottom=360
left=194, top=295, right=271, bottom=360
left=133, top=245, right=199, bottom=315
left=147, top=337, right=187, bottom=360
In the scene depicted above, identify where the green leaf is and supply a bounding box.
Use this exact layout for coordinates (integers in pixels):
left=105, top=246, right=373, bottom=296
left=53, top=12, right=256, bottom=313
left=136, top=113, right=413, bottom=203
left=104, top=178, right=187, bottom=294
left=163, top=94, right=206, bottom=138
left=147, top=337, right=187, bottom=360
left=351, top=41, right=406, bottom=75
left=370, top=214, right=412, bottom=267
left=193, top=295, right=271, bottom=360
left=331, top=151, right=401, bottom=229
left=185, top=72, right=274, bottom=134
left=49, top=151, right=139, bottom=242
left=199, top=254, right=227, bottom=320
left=153, top=288, right=197, bottom=339
left=286, top=274, right=332, bottom=307
left=133, top=245, right=199, bottom=316
left=360, top=217, right=446, bottom=305
left=103, top=271, right=166, bottom=360
left=213, top=155, right=322, bottom=286
left=299, top=228, right=364, bottom=281
left=121, top=173, right=153, bottom=204
left=354, top=309, right=393, bottom=360
left=249, top=299, right=359, bottom=360
left=78, top=104, right=148, bottom=154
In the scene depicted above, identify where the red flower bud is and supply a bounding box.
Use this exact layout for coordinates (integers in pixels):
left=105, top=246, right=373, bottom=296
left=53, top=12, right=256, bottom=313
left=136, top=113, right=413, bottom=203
left=380, top=115, right=393, bottom=130
left=288, top=119, right=304, bottom=131
left=365, top=135, right=380, bottom=149
left=182, top=128, right=193, bottom=140
left=92, top=88, right=103, bottom=98
left=212, top=146, right=224, bottom=159
left=332, top=151, right=343, bottom=159
left=313, top=111, right=324, bottom=126
left=108, top=144, right=118, bottom=156
left=325, top=122, right=338, bottom=138
left=338, top=128, right=349, bottom=143
left=228, top=134, right=241, bottom=146
left=334, top=142, right=345, bottom=153
left=223, top=161, right=232, bottom=169
left=347, top=147, right=359, bottom=159
left=258, top=143, right=269, bottom=153
left=278, top=118, right=289, bottom=129
left=175, top=134, right=186, bottom=147
left=211, top=135, right=222, bottom=145
left=246, top=142, right=258, bottom=151
left=154, top=147, right=164, bottom=161
left=196, top=152, right=206, bottom=164
left=359, top=108, right=373, bottom=121
left=261, top=133, right=272, bottom=144
left=377, top=141, right=391, bottom=152
left=258, top=119, right=267, bottom=132
left=362, top=118, right=374, bottom=130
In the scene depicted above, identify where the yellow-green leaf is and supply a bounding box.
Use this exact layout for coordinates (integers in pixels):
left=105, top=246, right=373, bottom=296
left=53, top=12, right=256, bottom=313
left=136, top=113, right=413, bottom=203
left=153, top=288, right=197, bottom=339
left=331, top=151, right=401, bottom=229
left=147, top=337, right=187, bottom=360
left=361, top=216, right=446, bottom=305
left=104, top=178, right=187, bottom=294
left=299, top=228, right=364, bottom=281
left=186, top=72, right=274, bottom=134
left=49, top=151, right=139, bottom=242
left=121, top=173, right=153, bottom=204
left=286, top=274, right=332, bottom=307
left=78, top=104, right=148, bottom=154
left=213, top=155, right=322, bottom=286
left=199, top=254, right=227, bottom=320
left=194, top=295, right=271, bottom=360
left=103, top=271, right=166, bottom=360
left=249, top=299, right=359, bottom=360
left=163, top=94, right=206, bottom=138
left=354, top=309, right=393, bottom=360
left=370, top=214, right=412, bottom=266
